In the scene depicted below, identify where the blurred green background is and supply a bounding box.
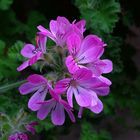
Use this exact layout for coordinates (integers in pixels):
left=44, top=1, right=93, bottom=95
left=0, top=0, right=140, bottom=139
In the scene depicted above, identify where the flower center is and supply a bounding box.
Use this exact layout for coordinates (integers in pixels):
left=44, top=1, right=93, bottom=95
left=70, top=79, right=77, bottom=87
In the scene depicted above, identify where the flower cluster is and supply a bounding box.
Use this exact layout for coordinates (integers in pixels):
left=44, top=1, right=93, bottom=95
left=18, top=16, right=113, bottom=125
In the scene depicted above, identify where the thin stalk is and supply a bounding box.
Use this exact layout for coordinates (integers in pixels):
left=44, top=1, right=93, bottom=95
left=0, top=80, right=26, bottom=93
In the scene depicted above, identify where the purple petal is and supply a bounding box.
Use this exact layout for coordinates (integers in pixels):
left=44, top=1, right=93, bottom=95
left=60, top=99, right=75, bottom=123
left=29, top=52, right=42, bottom=65
left=49, top=87, right=60, bottom=101
left=37, top=99, right=55, bottom=120
left=77, top=46, right=104, bottom=64
left=75, top=19, right=86, bottom=34
left=87, top=60, right=107, bottom=76
left=89, top=99, right=103, bottom=114
left=78, top=107, right=84, bottom=118
left=17, top=60, right=29, bottom=71
left=102, top=59, right=113, bottom=73
left=73, top=68, right=92, bottom=81
left=88, top=90, right=99, bottom=106
left=51, top=102, right=65, bottom=125
left=64, top=108, right=75, bottom=123
left=98, top=76, right=112, bottom=86
left=65, top=55, right=79, bottom=74
left=54, top=78, right=70, bottom=94
left=36, top=32, right=47, bottom=53
left=37, top=25, right=56, bottom=42
left=28, top=88, right=48, bottom=111
left=73, top=87, right=92, bottom=107
left=27, top=74, right=47, bottom=85
left=88, top=77, right=110, bottom=96
left=21, top=44, right=35, bottom=58
left=25, top=125, right=36, bottom=135
left=19, top=82, right=38, bottom=95
left=50, top=20, right=58, bottom=37
left=79, top=35, right=105, bottom=54
left=66, top=33, right=81, bottom=56
left=67, top=87, right=74, bottom=107
left=57, top=16, right=70, bottom=32
left=57, top=16, right=70, bottom=24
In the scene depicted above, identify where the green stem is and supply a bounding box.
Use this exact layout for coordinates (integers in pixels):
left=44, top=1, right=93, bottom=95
left=0, top=80, right=26, bottom=93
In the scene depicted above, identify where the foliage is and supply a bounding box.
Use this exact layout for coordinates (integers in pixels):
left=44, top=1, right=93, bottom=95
left=75, top=0, right=120, bottom=35
left=0, top=0, right=13, bottom=10
left=0, top=0, right=140, bottom=139
left=80, top=120, right=111, bottom=140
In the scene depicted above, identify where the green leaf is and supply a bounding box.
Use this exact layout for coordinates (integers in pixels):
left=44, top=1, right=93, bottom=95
left=8, top=40, right=25, bottom=62
left=75, top=0, right=120, bottom=34
left=0, top=80, right=26, bottom=93
left=80, top=120, right=98, bottom=140
left=0, top=0, right=13, bottom=10
left=80, top=120, right=112, bottom=140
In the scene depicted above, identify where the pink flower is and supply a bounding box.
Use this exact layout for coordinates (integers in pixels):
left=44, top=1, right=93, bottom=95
left=55, top=68, right=109, bottom=110
left=17, top=32, right=47, bottom=71
left=19, top=74, right=49, bottom=111
left=25, top=121, right=38, bottom=135
left=65, top=33, right=113, bottom=76
left=37, top=88, right=75, bottom=125
left=37, top=16, right=86, bottom=47
left=8, top=133, right=28, bottom=140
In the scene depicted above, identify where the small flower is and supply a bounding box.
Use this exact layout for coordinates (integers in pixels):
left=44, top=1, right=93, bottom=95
left=19, top=74, right=49, bottom=111
left=37, top=16, right=86, bottom=47
left=8, top=133, right=28, bottom=140
left=37, top=88, right=75, bottom=125
left=55, top=68, right=109, bottom=108
left=65, top=33, right=113, bottom=76
left=17, top=32, right=47, bottom=71
left=25, top=121, right=38, bottom=135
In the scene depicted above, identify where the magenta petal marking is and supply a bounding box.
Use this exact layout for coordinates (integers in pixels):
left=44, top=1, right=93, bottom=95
left=54, top=78, right=70, bottom=94
left=66, top=33, right=81, bottom=56
left=65, top=55, right=79, bottom=74
left=73, top=68, right=92, bottom=81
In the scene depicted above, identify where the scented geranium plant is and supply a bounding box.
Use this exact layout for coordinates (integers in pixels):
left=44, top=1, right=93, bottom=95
left=10, top=16, right=112, bottom=139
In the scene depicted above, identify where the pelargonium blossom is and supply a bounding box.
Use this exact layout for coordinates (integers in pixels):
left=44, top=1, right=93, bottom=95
left=17, top=16, right=113, bottom=126
left=19, top=74, right=49, bottom=111
left=37, top=88, right=75, bottom=125
left=37, top=16, right=86, bottom=47
left=65, top=33, right=113, bottom=76
left=8, top=133, right=28, bottom=140
left=17, top=32, right=47, bottom=71
left=55, top=68, right=109, bottom=112
left=25, top=121, right=38, bottom=135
